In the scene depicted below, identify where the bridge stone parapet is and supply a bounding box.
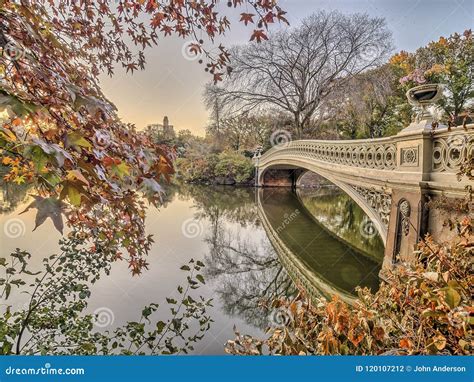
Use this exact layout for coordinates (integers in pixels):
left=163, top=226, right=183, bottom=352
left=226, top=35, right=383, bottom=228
left=255, top=123, right=473, bottom=270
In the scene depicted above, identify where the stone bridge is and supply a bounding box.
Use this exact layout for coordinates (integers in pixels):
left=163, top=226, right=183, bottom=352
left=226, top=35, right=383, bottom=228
left=255, top=121, right=473, bottom=269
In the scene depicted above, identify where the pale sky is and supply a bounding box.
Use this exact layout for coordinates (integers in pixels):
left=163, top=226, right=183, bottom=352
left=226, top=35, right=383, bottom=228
left=98, top=0, right=473, bottom=136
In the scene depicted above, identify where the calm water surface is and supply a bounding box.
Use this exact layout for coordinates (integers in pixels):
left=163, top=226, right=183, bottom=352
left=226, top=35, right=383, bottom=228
left=0, top=182, right=384, bottom=354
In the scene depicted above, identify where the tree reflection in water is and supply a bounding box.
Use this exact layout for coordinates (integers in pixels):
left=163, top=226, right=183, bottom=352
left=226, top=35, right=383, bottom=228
left=182, top=185, right=296, bottom=329
left=1, top=179, right=383, bottom=337
left=298, top=187, right=385, bottom=261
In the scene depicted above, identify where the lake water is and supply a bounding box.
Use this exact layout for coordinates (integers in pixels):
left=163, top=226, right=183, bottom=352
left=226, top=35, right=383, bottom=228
left=0, top=182, right=384, bottom=354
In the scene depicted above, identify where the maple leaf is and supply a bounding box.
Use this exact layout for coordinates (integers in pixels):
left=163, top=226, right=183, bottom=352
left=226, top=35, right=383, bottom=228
left=154, top=155, right=174, bottom=176
left=12, top=175, right=26, bottom=185
left=65, top=132, right=92, bottom=150
left=213, top=72, right=223, bottom=84
left=263, top=12, right=275, bottom=24
left=250, top=29, right=268, bottom=43
left=239, top=13, right=254, bottom=26
left=73, top=94, right=116, bottom=117
left=277, top=10, right=289, bottom=24
left=188, top=43, right=202, bottom=56
left=60, top=181, right=83, bottom=206
left=126, top=63, right=138, bottom=73
left=151, top=12, right=166, bottom=28
left=111, top=161, right=130, bottom=179
left=102, top=156, right=119, bottom=167
left=21, top=196, right=65, bottom=234
left=31, top=137, right=74, bottom=168
left=161, top=25, right=173, bottom=36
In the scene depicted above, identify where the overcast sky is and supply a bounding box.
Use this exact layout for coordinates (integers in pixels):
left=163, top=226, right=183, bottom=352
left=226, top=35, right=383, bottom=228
left=98, top=0, right=473, bottom=135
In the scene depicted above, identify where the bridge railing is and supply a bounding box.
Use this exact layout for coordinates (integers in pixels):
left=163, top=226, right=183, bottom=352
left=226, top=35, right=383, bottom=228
left=260, top=137, right=397, bottom=171
left=430, top=125, right=474, bottom=175
left=258, top=125, right=473, bottom=176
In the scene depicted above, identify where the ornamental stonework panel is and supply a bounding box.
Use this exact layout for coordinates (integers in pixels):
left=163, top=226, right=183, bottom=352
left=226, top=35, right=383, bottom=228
left=432, top=134, right=474, bottom=173
left=400, top=147, right=419, bottom=167
left=351, top=185, right=392, bottom=229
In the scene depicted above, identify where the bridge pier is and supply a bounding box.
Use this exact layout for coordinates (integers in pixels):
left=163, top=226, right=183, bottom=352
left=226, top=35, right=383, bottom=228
left=383, top=188, right=429, bottom=269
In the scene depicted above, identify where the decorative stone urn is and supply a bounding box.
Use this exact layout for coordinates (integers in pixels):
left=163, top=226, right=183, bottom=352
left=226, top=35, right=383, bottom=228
left=406, top=83, right=443, bottom=107
left=400, top=83, right=445, bottom=134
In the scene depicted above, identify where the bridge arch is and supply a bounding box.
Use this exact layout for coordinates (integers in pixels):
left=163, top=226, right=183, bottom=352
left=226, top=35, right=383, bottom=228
left=258, top=161, right=389, bottom=244
left=254, top=124, right=473, bottom=270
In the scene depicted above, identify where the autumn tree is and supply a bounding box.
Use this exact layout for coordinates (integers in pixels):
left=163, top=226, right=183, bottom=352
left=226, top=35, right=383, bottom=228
left=0, top=0, right=287, bottom=274
left=211, top=11, right=393, bottom=138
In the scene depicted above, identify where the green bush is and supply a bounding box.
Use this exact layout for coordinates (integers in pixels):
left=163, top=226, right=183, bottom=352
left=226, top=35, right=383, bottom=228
left=214, top=151, right=254, bottom=183
left=176, top=151, right=253, bottom=184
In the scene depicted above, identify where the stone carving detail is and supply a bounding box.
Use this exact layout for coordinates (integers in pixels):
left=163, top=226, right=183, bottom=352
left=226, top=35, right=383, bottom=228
left=260, top=140, right=397, bottom=170
left=351, top=185, right=392, bottom=229
left=400, top=147, right=418, bottom=166
left=399, top=200, right=411, bottom=236
left=432, top=133, right=474, bottom=173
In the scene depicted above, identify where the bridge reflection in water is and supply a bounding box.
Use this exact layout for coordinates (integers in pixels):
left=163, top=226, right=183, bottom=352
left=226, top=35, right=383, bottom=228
left=257, top=188, right=383, bottom=303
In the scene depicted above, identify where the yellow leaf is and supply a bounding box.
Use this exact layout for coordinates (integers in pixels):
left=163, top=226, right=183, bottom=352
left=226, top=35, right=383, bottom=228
left=67, top=131, right=92, bottom=149
left=67, top=185, right=81, bottom=206
left=445, top=287, right=461, bottom=309
left=2, top=156, right=13, bottom=165
left=112, top=161, right=130, bottom=179
left=67, top=169, right=89, bottom=186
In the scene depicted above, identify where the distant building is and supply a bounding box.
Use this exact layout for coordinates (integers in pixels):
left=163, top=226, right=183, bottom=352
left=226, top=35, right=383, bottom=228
left=146, top=116, right=176, bottom=141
